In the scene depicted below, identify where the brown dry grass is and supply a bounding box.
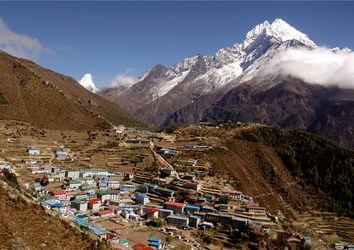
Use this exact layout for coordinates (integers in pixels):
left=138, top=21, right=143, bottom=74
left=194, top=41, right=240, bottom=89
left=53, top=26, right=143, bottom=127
left=0, top=187, right=108, bottom=250
left=0, top=51, right=148, bottom=131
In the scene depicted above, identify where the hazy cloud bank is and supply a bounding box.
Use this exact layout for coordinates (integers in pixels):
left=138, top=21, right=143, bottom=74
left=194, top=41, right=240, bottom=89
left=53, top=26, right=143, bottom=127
left=0, top=18, right=49, bottom=59
left=110, top=69, right=137, bottom=88
left=264, top=47, right=354, bottom=88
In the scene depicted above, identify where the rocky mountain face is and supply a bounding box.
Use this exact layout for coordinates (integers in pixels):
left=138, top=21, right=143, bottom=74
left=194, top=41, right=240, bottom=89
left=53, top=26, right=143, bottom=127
left=0, top=51, right=147, bottom=131
left=99, top=19, right=354, bottom=147
left=165, top=77, right=354, bottom=146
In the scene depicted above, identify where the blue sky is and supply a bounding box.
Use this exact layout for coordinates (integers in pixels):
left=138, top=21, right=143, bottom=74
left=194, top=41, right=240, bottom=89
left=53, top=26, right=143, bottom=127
left=0, top=1, right=353, bottom=88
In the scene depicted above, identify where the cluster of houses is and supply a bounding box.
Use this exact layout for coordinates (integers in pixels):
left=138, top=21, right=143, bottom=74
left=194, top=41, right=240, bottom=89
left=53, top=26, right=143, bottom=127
left=16, top=140, right=274, bottom=249
left=125, top=137, right=151, bottom=147
left=0, top=122, right=351, bottom=250
left=185, top=144, right=213, bottom=151
left=155, top=146, right=178, bottom=157
left=155, top=144, right=213, bottom=158
left=26, top=146, right=70, bottom=160
left=28, top=160, right=272, bottom=246
left=136, top=183, right=270, bottom=230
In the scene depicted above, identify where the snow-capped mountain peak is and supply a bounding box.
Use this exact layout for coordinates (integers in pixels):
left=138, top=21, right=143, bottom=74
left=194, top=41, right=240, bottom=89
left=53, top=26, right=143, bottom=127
left=270, top=18, right=316, bottom=47
left=244, top=18, right=316, bottom=49
left=133, top=19, right=318, bottom=102
left=111, top=18, right=319, bottom=115
left=79, top=73, right=99, bottom=93
left=244, top=20, right=272, bottom=47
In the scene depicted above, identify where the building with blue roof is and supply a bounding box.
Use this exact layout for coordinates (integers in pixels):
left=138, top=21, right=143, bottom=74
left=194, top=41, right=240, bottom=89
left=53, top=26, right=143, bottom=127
left=185, top=205, right=200, bottom=214
left=201, top=205, right=216, bottom=212
left=72, top=217, right=88, bottom=224
left=89, top=225, right=110, bottom=239
left=120, top=184, right=136, bottom=192
left=148, top=237, right=162, bottom=249
left=42, top=199, right=63, bottom=210
left=135, top=192, right=149, bottom=205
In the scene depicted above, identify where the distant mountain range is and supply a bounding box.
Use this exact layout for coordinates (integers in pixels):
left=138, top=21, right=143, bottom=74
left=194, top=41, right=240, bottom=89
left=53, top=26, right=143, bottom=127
left=99, top=19, right=354, bottom=147
left=0, top=51, right=147, bottom=131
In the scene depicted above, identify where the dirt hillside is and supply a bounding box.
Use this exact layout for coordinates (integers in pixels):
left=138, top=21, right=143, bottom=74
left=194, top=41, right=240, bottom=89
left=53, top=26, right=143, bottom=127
left=0, top=179, right=109, bottom=250
left=0, top=51, right=147, bottom=131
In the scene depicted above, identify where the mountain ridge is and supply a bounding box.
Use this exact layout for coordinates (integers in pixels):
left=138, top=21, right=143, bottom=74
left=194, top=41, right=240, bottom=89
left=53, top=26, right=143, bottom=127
left=98, top=18, right=354, bottom=146
left=0, top=51, right=148, bottom=131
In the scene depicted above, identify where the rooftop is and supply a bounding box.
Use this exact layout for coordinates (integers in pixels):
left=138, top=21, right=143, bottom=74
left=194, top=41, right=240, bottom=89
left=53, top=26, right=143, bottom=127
left=97, top=209, right=113, bottom=215
left=133, top=243, right=154, bottom=250
left=68, top=180, right=82, bottom=184
left=43, top=199, right=62, bottom=207
left=71, top=199, right=87, bottom=205
left=167, top=215, right=189, bottom=220
left=51, top=190, right=66, bottom=196
left=88, top=198, right=101, bottom=204
left=165, top=201, right=186, bottom=208
left=185, top=205, right=200, bottom=209
left=147, top=207, right=159, bottom=213
left=148, top=237, right=161, bottom=243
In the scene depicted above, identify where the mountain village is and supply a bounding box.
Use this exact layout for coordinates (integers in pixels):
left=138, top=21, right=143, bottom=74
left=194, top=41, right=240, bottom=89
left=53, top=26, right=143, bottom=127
left=2, top=120, right=352, bottom=250
left=0, top=122, right=279, bottom=249
left=0, top=1, right=353, bottom=248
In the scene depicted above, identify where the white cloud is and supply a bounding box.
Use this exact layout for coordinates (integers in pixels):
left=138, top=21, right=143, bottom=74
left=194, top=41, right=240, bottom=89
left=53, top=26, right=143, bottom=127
left=263, top=47, right=354, bottom=88
left=110, top=69, right=137, bottom=88
left=0, top=18, right=49, bottom=59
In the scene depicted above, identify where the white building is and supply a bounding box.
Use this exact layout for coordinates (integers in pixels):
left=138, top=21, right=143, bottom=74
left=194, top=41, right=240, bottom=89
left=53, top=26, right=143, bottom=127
left=108, top=180, right=120, bottom=189
left=27, top=146, right=40, bottom=155
left=116, top=125, right=125, bottom=134
left=226, top=190, right=244, bottom=201
left=71, top=199, right=87, bottom=212
left=108, top=190, right=120, bottom=201
left=98, top=193, right=111, bottom=203
left=66, top=170, right=80, bottom=180
left=85, top=178, right=95, bottom=187
left=55, top=148, right=69, bottom=160
left=88, top=198, right=101, bottom=210
left=68, top=180, right=82, bottom=189
left=51, top=170, right=66, bottom=181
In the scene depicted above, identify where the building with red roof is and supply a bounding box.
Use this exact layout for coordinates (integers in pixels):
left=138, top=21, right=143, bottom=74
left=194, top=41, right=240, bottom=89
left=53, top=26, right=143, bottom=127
left=226, top=190, right=244, bottom=201
left=133, top=243, right=154, bottom=250
left=88, top=198, right=101, bottom=210
left=145, top=207, right=159, bottom=219
left=94, top=209, right=114, bottom=217
left=245, top=204, right=266, bottom=215
left=50, top=190, right=67, bottom=201
left=165, top=201, right=186, bottom=214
